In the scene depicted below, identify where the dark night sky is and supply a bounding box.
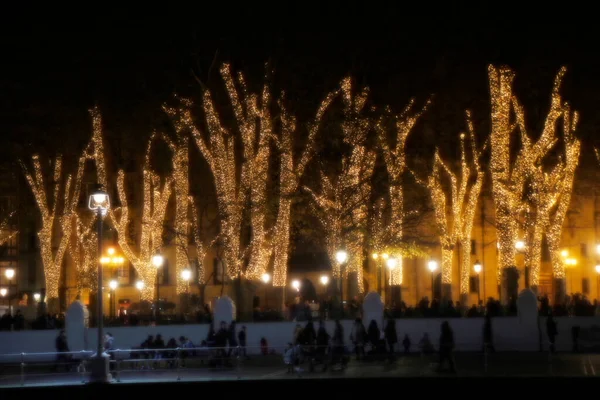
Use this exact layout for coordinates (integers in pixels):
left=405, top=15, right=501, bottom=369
left=1, top=8, right=600, bottom=162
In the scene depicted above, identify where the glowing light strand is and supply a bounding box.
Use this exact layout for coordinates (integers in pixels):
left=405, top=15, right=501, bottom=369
left=376, top=98, right=430, bottom=285
left=90, top=110, right=172, bottom=300
left=21, top=147, right=88, bottom=302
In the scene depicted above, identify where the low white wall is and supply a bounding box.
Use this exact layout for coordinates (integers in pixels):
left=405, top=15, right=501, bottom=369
left=2, top=316, right=599, bottom=362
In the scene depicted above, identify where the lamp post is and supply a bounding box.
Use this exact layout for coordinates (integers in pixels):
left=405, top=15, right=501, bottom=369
left=108, top=280, right=118, bottom=318
left=88, top=187, right=110, bottom=383
left=595, top=264, right=600, bottom=301
left=152, top=254, right=164, bottom=320
left=261, top=273, right=271, bottom=309
left=4, top=268, right=14, bottom=314
left=33, top=293, right=41, bottom=303
left=336, top=250, right=348, bottom=313
left=181, top=268, right=192, bottom=294
left=135, top=280, right=144, bottom=303
left=474, top=260, right=482, bottom=304
left=386, top=257, right=397, bottom=305
left=428, top=260, right=438, bottom=299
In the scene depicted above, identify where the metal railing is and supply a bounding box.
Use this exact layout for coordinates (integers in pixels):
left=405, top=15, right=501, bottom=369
left=1, top=342, right=600, bottom=387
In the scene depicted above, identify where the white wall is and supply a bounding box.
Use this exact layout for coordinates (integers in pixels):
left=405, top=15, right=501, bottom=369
left=1, top=316, right=599, bottom=363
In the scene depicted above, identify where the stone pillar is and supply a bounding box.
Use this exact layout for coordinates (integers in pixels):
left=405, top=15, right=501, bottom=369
left=362, top=292, right=384, bottom=330
left=66, top=298, right=90, bottom=352
left=213, top=295, right=236, bottom=328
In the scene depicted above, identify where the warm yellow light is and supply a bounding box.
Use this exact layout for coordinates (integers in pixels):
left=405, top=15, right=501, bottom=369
left=561, top=250, right=569, bottom=258
left=382, top=253, right=389, bottom=260
left=100, top=257, right=110, bottom=265
left=261, top=273, right=271, bottom=284
left=335, top=250, right=348, bottom=264
left=152, top=254, right=164, bottom=268
left=596, top=264, right=600, bottom=274
left=428, top=260, right=438, bottom=272
left=597, top=245, right=600, bottom=255
left=474, top=261, right=482, bottom=274
left=4, top=268, right=15, bottom=280
left=565, top=258, right=577, bottom=266
left=515, top=241, right=526, bottom=251
left=320, top=275, right=329, bottom=285
left=135, top=280, right=145, bottom=291
left=372, top=253, right=378, bottom=260
left=33, top=293, right=41, bottom=301
left=291, top=280, right=301, bottom=290
left=109, top=280, right=118, bottom=290
left=0, top=288, right=6, bottom=297
left=181, top=268, right=192, bottom=282
left=107, top=247, right=115, bottom=256
left=386, top=258, right=398, bottom=270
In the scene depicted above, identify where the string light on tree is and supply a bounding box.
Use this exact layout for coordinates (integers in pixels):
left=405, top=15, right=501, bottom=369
left=376, top=97, right=430, bottom=285
left=90, top=113, right=172, bottom=301
left=21, top=144, right=89, bottom=304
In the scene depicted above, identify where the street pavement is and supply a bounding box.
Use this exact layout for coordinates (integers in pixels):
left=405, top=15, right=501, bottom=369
left=1, top=352, right=599, bottom=387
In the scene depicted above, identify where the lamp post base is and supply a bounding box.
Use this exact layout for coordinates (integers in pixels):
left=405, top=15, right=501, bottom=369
left=88, top=354, right=111, bottom=383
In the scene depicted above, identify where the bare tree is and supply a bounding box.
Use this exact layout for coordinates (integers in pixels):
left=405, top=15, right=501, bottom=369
left=488, top=65, right=571, bottom=295
left=90, top=108, right=172, bottom=300
left=412, top=112, right=484, bottom=301
left=21, top=148, right=88, bottom=309
left=376, top=99, right=430, bottom=285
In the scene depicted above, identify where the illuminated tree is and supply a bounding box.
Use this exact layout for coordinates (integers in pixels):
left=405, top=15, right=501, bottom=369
left=414, top=112, right=484, bottom=301
left=90, top=108, right=172, bottom=300
left=488, top=65, right=570, bottom=291
left=21, top=149, right=88, bottom=307
left=0, top=212, right=17, bottom=247
left=306, top=77, right=375, bottom=292
left=183, top=64, right=273, bottom=281
left=270, top=91, right=337, bottom=287
left=68, top=213, right=97, bottom=292
left=160, top=106, right=191, bottom=294
left=376, top=99, right=430, bottom=285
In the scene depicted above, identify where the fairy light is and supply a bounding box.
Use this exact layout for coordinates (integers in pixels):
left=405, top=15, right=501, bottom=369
left=21, top=145, right=88, bottom=301
left=162, top=105, right=191, bottom=294
left=271, top=90, right=338, bottom=287
left=97, top=129, right=173, bottom=300
left=0, top=212, right=17, bottom=247
left=306, top=77, right=375, bottom=292
left=69, top=213, right=98, bottom=291
left=376, top=97, right=430, bottom=285
left=488, top=65, right=576, bottom=286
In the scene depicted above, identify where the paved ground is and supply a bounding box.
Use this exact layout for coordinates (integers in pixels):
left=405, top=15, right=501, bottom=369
left=1, top=352, right=599, bottom=387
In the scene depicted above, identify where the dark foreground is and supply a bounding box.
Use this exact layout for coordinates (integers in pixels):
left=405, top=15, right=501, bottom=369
left=1, top=352, right=599, bottom=393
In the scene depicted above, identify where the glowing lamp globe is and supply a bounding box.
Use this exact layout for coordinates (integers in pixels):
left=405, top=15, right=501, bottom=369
left=428, top=260, right=438, bottom=272
left=152, top=254, right=164, bottom=268
left=474, top=261, right=482, bottom=274
left=291, top=280, right=301, bottom=291
left=335, top=250, right=348, bottom=264
left=109, top=280, right=118, bottom=290
left=88, top=189, right=110, bottom=212
left=0, top=288, right=6, bottom=297
left=261, top=273, right=271, bottom=284
left=181, top=269, right=192, bottom=281
left=33, top=293, right=41, bottom=302
left=320, top=275, right=329, bottom=285
left=135, top=280, right=145, bottom=291
left=4, top=268, right=14, bottom=280
left=386, top=258, right=398, bottom=270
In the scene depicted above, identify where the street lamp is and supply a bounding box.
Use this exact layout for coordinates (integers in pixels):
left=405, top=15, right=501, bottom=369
left=0, top=288, right=6, bottom=297
left=515, top=240, right=526, bottom=251
left=33, top=293, right=41, bottom=302
left=320, top=275, right=329, bottom=285
left=595, top=263, right=600, bottom=301
left=335, top=250, right=348, bottom=311
left=386, top=258, right=398, bottom=270
left=181, top=268, right=192, bottom=293
left=4, top=268, right=15, bottom=314
left=88, top=186, right=110, bottom=383
left=261, top=273, right=271, bottom=309
left=135, top=280, right=144, bottom=303
left=108, top=280, right=118, bottom=318
left=292, top=280, right=301, bottom=292
left=473, top=260, right=482, bottom=304
left=152, top=254, right=164, bottom=319
left=428, top=260, right=438, bottom=299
